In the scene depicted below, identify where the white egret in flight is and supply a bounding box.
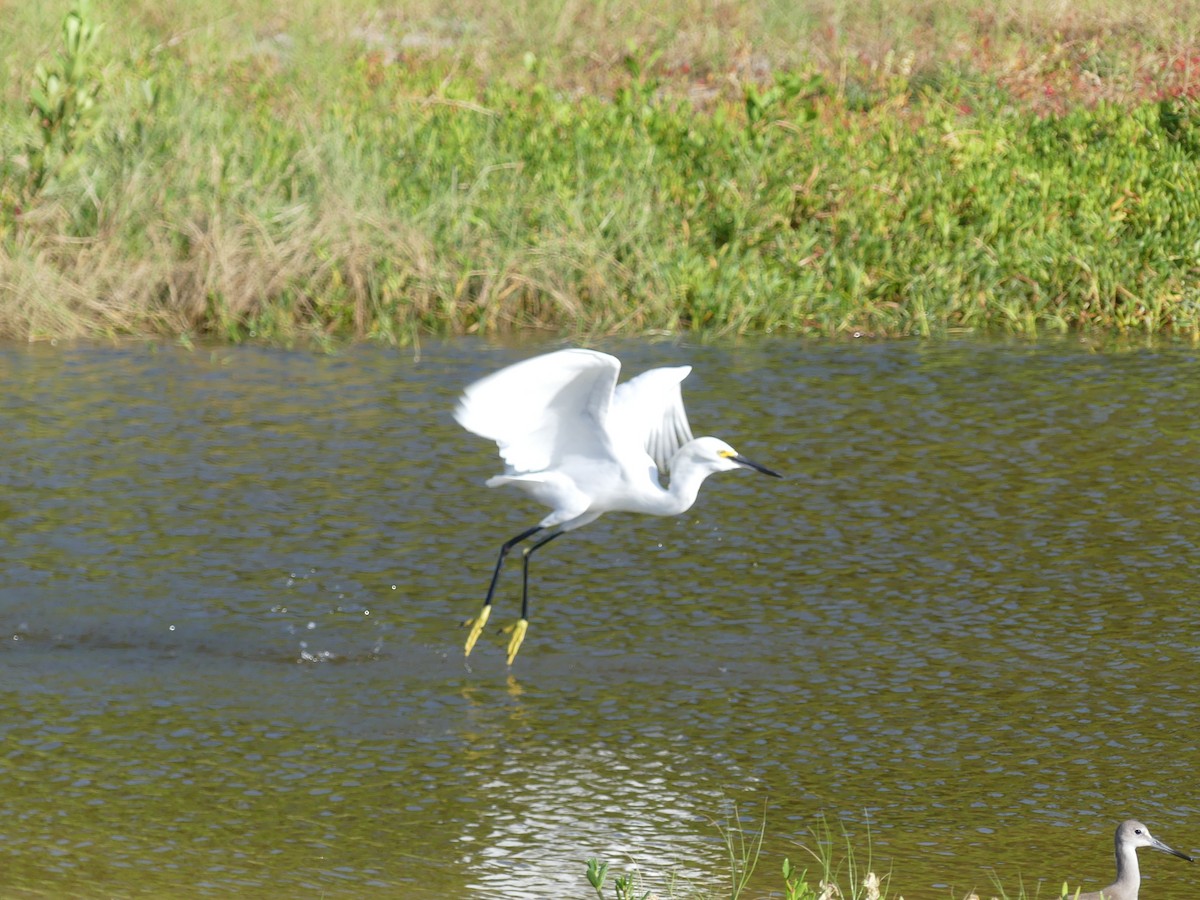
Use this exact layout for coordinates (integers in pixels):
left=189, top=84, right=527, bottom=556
left=455, top=348, right=780, bottom=665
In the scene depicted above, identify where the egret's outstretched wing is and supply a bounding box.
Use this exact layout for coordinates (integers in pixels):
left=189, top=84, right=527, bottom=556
left=454, top=349, right=620, bottom=473
left=611, top=365, right=694, bottom=473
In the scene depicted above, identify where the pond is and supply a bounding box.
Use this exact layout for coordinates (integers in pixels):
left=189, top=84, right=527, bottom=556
left=2, top=337, right=1199, bottom=898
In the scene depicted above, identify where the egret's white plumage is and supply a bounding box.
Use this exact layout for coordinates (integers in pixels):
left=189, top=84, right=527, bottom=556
left=455, top=348, right=780, bottom=665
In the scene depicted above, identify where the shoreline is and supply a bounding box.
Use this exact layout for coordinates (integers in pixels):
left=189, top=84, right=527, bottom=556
left=4, top=1, right=1200, bottom=344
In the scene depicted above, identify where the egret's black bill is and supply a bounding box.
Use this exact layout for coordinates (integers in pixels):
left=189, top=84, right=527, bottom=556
left=733, top=455, right=781, bottom=478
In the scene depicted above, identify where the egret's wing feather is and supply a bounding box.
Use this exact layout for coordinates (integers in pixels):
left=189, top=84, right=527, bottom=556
left=454, top=349, right=620, bottom=473
left=611, top=365, right=693, bottom=473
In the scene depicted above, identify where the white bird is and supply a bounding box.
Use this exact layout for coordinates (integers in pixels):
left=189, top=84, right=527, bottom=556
left=1071, top=820, right=1193, bottom=900
left=454, top=348, right=780, bottom=665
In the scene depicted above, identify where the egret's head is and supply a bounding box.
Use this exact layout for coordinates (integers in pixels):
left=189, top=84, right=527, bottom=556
left=689, top=436, right=781, bottom=478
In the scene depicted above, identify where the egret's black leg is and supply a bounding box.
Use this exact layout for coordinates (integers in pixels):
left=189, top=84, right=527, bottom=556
left=503, top=528, right=568, bottom=666
left=485, top=525, right=544, bottom=610
left=520, top=529, right=568, bottom=621
left=464, top=524, right=544, bottom=659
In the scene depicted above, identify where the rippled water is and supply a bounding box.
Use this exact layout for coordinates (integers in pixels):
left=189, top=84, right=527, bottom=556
left=2, top=338, right=1200, bottom=898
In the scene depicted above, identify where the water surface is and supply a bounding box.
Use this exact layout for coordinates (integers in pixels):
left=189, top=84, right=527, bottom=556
left=2, top=338, right=1199, bottom=898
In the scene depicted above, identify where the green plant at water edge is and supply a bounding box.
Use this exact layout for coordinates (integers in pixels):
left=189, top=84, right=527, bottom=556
left=26, top=0, right=105, bottom=195
left=987, top=863, right=1091, bottom=899
left=586, top=858, right=610, bottom=898
left=782, top=857, right=818, bottom=900
left=586, top=857, right=651, bottom=900
left=583, top=809, right=896, bottom=900
left=791, top=814, right=892, bottom=900
left=714, top=807, right=766, bottom=899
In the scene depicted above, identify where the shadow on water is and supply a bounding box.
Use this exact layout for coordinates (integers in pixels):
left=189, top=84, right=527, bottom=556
left=2, top=338, right=1200, bottom=897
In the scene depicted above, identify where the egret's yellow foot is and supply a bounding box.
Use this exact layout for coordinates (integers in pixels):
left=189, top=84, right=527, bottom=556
left=505, top=618, right=529, bottom=666
left=463, top=605, right=491, bottom=657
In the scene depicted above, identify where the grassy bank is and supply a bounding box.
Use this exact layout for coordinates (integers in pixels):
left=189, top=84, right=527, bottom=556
left=3, top=1, right=1200, bottom=343
left=584, top=811, right=1082, bottom=900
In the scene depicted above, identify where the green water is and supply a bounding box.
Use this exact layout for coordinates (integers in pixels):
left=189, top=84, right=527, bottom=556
left=2, top=339, right=1199, bottom=898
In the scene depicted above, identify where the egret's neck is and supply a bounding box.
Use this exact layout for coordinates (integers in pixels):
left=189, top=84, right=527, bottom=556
left=653, top=457, right=714, bottom=516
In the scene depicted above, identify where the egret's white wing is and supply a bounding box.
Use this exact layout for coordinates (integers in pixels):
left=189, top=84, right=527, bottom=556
left=455, top=349, right=620, bottom=474
left=611, top=365, right=694, bottom=474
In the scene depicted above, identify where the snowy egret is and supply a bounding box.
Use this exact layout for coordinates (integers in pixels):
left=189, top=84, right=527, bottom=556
left=1071, top=820, right=1193, bottom=900
left=455, top=348, right=780, bottom=665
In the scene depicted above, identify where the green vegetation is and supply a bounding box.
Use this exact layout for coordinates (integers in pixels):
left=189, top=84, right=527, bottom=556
left=583, top=811, right=1100, bottom=899
left=586, top=811, right=896, bottom=900
left=4, top=0, right=1200, bottom=343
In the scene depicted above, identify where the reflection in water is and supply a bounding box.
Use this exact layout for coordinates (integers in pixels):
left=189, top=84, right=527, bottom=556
left=1, top=340, right=1199, bottom=897
left=454, top=670, right=762, bottom=898
left=458, top=738, right=730, bottom=897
